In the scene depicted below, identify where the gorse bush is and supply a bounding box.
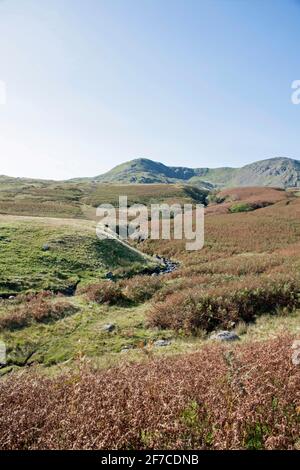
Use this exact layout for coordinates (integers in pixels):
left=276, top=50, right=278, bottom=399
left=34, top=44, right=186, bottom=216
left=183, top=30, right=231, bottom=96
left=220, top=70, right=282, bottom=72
left=78, top=281, right=126, bottom=305
left=0, top=335, right=299, bottom=449
left=148, top=274, right=300, bottom=334
left=79, top=277, right=163, bottom=305
left=0, top=292, right=77, bottom=330
left=121, top=275, right=163, bottom=303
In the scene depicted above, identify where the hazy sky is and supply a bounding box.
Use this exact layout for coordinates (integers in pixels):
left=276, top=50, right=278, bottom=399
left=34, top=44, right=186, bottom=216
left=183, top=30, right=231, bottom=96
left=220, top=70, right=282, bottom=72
left=0, top=0, right=300, bottom=179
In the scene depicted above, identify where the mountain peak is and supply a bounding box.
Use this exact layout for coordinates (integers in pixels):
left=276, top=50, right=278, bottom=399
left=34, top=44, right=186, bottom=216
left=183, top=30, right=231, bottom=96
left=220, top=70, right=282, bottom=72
left=94, top=156, right=300, bottom=188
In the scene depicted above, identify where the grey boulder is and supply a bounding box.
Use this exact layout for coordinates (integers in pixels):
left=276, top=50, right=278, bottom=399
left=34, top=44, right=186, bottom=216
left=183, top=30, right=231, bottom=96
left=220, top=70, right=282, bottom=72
left=210, top=330, right=240, bottom=342
left=154, top=339, right=171, bottom=347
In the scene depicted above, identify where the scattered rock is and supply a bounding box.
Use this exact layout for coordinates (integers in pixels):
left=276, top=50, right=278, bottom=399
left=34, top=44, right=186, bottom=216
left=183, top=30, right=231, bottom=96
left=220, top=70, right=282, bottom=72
left=210, top=330, right=240, bottom=342
left=121, top=345, right=135, bottom=353
left=8, top=295, right=15, bottom=300
left=58, top=281, right=80, bottom=296
left=42, top=244, right=50, bottom=251
left=154, top=339, right=171, bottom=347
left=292, top=340, right=300, bottom=365
left=102, top=323, right=115, bottom=333
left=292, top=352, right=300, bottom=366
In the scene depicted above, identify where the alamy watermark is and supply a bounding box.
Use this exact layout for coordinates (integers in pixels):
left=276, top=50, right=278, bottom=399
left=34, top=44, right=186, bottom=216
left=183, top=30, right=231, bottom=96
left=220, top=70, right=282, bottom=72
left=0, top=80, right=6, bottom=105
left=291, top=80, right=300, bottom=105
left=96, top=196, right=204, bottom=251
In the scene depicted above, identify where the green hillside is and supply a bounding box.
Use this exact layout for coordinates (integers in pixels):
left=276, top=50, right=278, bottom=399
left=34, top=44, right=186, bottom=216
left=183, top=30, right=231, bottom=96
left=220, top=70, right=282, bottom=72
left=0, top=216, right=157, bottom=296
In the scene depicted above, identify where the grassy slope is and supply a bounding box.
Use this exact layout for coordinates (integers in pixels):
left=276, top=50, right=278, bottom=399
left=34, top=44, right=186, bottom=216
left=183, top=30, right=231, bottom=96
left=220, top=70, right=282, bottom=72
left=2, top=289, right=300, bottom=374
left=82, top=183, right=208, bottom=207
left=0, top=215, right=155, bottom=296
left=0, top=299, right=173, bottom=370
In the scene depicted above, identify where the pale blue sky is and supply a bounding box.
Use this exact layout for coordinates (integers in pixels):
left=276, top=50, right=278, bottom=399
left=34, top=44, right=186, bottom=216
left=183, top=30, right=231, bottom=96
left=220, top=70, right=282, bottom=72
left=0, top=0, right=300, bottom=179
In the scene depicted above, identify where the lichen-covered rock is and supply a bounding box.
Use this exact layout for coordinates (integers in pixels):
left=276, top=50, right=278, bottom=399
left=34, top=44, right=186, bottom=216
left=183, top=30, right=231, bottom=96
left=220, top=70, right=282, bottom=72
left=154, top=339, right=171, bottom=347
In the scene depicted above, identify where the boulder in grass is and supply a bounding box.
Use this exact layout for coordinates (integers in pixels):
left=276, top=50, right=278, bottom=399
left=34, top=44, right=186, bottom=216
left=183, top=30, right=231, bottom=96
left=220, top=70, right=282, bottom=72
left=291, top=340, right=300, bottom=365
left=105, top=272, right=114, bottom=280
left=210, top=330, right=240, bottom=342
left=154, top=339, right=171, bottom=347
left=292, top=340, right=300, bottom=350
left=102, top=323, right=115, bottom=333
left=292, top=352, right=300, bottom=366
left=42, top=244, right=50, bottom=251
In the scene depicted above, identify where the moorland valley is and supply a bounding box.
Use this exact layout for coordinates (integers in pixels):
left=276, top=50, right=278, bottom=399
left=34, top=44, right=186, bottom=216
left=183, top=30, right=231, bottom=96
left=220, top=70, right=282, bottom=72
left=0, top=156, right=300, bottom=450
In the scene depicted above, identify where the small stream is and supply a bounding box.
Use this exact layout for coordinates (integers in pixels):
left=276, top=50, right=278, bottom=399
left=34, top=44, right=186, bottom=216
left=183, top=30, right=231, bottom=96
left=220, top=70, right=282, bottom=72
left=139, top=256, right=179, bottom=277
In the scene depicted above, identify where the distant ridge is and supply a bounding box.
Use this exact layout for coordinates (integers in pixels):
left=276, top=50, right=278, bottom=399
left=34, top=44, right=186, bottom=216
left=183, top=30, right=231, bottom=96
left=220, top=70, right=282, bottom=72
left=89, top=157, right=300, bottom=189
left=1, top=157, right=300, bottom=189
